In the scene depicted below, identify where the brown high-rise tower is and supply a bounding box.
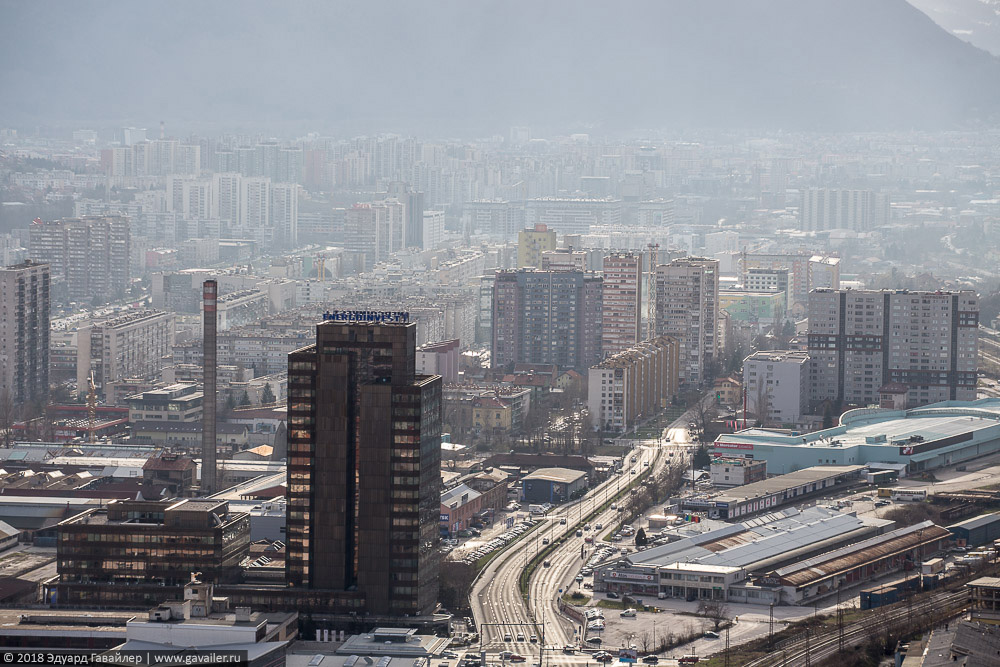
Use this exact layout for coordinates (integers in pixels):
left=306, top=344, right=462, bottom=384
left=286, top=316, right=441, bottom=616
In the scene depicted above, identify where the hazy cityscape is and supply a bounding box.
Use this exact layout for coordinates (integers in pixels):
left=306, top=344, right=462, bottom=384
left=5, top=2, right=1000, bottom=666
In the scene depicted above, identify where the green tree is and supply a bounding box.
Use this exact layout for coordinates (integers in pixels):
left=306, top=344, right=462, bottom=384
left=260, top=383, right=276, bottom=405
left=238, top=390, right=251, bottom=406
left=635, top=528, right=648, bottom=547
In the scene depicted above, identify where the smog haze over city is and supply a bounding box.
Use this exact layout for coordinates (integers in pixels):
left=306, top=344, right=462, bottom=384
left=5, top=1, right=1000, bottom=665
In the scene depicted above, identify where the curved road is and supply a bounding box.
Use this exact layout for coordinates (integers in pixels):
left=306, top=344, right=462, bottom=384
left=471, top=407, right=702, bottom=662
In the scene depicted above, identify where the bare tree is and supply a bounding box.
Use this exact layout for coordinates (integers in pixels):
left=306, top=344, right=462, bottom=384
left=640, top=631, right=651, bottom=654
left=751, top=379, right=772, bottom=427
left=697, top=598, right=730, bottom=631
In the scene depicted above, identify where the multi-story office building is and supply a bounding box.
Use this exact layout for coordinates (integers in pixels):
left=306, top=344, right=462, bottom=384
left=743, top=350, right=810, bottom=425
left=76, top=310, right=175, bottom=398
left=29, top=216, right=130, bottom=303
left=286, top=319, right=442, bottom=615
left=55, top=498, right=250, bottom=607
left=807, top=289, right=979, bottom=408
left=655, top=257, right=719, bottom=385
left=375, top=198, right=406, bottom=262
left=745, top=267, right=790, bottom=311
left=601, top=252, right=644, bottom=357
left=466, top=200, right=525, bottom=240
left=492, top=269, right=603, bottom=372
left=800, top=188, right=890, bottom=232
left=0, top=261, right=49, bottom=406
left=125, top=383, right=203, bottom=423
left=166, top=175, right=213, bottom=219
left=587, top=337, right=679, bottom=433
left=739, top=252, right=840, bottom=317
left=525, top=197, right=622, bottom=234
left=540, top=248, right=588, bottom=271
left=517, top=223, right=557, bottom=269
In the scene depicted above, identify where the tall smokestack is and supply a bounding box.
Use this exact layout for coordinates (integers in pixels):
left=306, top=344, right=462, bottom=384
left=202, top=280, right=218, bottom=494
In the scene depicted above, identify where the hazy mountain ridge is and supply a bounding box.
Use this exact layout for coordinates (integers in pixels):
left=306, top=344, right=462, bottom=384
left=2, top=0, right=1000, bottom=134
left=909, top=0, right=1000, bottom=56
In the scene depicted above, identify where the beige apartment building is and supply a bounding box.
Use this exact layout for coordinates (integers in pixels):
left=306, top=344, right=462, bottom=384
left=588, top=336, right=679, bottom=433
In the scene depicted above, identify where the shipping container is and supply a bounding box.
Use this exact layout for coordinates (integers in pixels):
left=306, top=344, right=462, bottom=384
left=860, top=586, right=899, bottom=610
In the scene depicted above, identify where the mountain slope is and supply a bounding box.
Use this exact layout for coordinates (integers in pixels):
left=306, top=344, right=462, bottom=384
left=1, top=0, right=999, bottom=134
left=909, top=0, right=1000, bottom=56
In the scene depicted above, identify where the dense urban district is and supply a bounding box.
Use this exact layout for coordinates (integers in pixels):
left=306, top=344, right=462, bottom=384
left=3, top=126, right=1000, bottom=667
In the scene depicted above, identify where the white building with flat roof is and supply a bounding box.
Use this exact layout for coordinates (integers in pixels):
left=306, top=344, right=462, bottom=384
left=743, top=350, right=810, bottom=426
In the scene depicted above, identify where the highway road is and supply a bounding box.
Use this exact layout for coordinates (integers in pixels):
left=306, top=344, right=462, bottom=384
left=471, top=405, right=704, bottom=665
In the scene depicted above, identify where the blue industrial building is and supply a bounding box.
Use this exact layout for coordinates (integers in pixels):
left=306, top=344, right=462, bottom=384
left=948, top=513, right=1000, bottom=548
left=711, top=398, right=1000, bottom=476
left=521, top=467, right=588, bottom=504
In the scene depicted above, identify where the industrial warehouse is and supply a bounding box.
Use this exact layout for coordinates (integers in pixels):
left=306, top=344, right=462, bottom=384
left=595, top=505, right=952, bottom=606
left=711, top=398, right=1000, bottom=475
left=682, top=465, right=865, bottom=520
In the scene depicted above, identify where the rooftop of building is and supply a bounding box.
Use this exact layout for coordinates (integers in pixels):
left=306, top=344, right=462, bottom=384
left=744, top=350, right=810, bottom=364
left=522, top=467, right=588, bottom=484
left=713, top=465, right=865, bottom=504
left=131, top=420, right=249, bottom=435
left=142, top=455, right=195, bottom=472
left=772, top=521, right=950, bottom=588
left=441, top=483, right=481, bottom=508
left=714, top=399, right=1000, bottom=461
left=625, top=506, right=885, bottom=572
left=947, top=512, right=1000, bottom=531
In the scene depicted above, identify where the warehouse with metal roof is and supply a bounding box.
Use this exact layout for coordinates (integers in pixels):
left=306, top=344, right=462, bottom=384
left=595, top=506, right=898, bottom=605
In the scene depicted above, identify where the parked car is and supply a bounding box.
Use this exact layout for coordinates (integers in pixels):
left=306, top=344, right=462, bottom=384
left=642, top=657, right=659, bottom=664
left=703, top=631, right=720, bottom=639
left=586, top=637, right=603, bottom=645
left=620, top=608, right=636, bottom=618
left=678, top=657, right=700, bottom=665
left=606, top=591, right=620, bottom=599
left=594, top=652, right=613, bottom=662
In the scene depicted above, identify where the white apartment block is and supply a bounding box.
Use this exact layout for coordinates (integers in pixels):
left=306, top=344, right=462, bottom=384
left=655, top=257, right=719, bottom=384
left=238, top=177, right=271, bottom=233
left=743, top=350, right=810, bottom=425
left=76, top=309, right=176, bottom=398
left=807, top=289, right=978, bottom=409
left=800, top=188, right=890, bottom=232
left=423, top=210, right=445, bottom=250
left=270, top=183, right=300, bottom=248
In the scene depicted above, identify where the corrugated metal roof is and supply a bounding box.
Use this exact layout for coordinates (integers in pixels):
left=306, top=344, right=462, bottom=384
left=948, top=512, right=1000, bottom=531
left=775, top=521, right=950, bottom=588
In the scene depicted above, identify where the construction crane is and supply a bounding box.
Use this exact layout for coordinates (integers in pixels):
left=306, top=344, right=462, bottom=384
left=646, top=243, right=659, bottom=341
left=86, top=371, right=98, bottom=444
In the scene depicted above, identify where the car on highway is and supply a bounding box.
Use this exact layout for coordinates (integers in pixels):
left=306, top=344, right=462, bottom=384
left=503, top=634, right=513, bottom=642
left=576, top=530, right=583, bottom=537
left=442, top=652, right=459, bottom=659
left=703, top=630, right=720, bottom=639
left=562, top=646, right=575, bottom=655
left=595, top=523, right=603, bottom=530
left=594, top=652, right=613, bottom=662
left=508, top=655, right=526, bottom=663
left=560, top=518, right=567, bottom=525
left=529, top=635, right=537, bottom=643
left=584, top=524, right=591, bottom=530
left=678, top=656, right=700, bottom=665
left=642, top=657, right=659, bottom=664
left=575, top=574, right=584, bottom=582
left=543, top=560, right=551, bottom=567
left=542, top=538, right=549, bottom=545
left=499, top=652, right=512, bottom=660
left=516, top=633, right=525, bottom=642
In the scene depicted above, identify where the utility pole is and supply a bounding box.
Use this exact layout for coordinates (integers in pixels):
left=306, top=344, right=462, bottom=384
left=837, top=587, right=844, bottom=652
left=805, top=628, right=811, bottom=667
left=724, top=624, right=730, bottom=667
left=769, top=603, right=774, bottom=649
